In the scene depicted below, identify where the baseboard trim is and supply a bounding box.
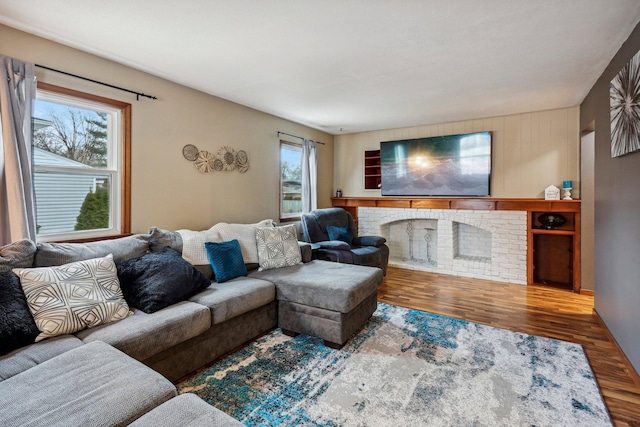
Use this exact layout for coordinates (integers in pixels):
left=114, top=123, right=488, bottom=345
left=580, top=289, right=594, bottom=296
left=593, top=308, right=640, bottom=390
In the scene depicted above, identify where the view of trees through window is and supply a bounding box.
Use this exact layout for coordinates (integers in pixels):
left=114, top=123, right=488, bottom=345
left=280, top=142, right=302, bottom=218
left=33, top=98, right=113, bottom=235
left=34, top=102, right=108, bottom=167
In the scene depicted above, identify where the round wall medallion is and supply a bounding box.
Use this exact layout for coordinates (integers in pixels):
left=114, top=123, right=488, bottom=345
left=182, top=144, right=199, bottom=161
left=538, top=213, right=566, bottom=229
left=236, top=150, right=249, bottom=173
left=218, top=146, right=237, bottom=171
left=194, top=150, right=215, bottom=173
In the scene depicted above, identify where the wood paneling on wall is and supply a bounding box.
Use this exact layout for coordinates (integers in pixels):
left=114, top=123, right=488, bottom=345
left=334, top=107, right=579, bottom=199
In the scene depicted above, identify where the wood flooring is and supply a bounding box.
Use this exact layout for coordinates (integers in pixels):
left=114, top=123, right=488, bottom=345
left=378, top=266, right=640, bottom=427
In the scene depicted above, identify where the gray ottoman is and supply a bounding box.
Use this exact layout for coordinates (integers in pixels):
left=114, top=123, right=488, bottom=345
left=250, top=260, right=383, bottom=347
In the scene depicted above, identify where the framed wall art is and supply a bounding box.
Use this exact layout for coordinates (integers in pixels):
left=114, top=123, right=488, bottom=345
left=610, top=48, right=640, bottom=158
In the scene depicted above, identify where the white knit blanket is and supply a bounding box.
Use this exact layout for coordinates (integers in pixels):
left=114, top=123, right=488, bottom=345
left=178, top=219, right=275, bottom=265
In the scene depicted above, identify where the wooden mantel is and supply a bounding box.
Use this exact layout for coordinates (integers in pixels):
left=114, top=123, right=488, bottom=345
left=332, top=196, right=582, bottom=293
left=331, top=197, right=580, bottom=212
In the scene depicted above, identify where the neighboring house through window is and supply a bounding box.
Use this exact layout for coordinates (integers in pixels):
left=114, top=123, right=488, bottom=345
left=33, top=83, right=131, bottom=241
left=280, top=141, right=302, bottom=220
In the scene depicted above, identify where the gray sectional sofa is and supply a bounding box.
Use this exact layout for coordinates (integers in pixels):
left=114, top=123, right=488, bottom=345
left=0, top=224, right=384, bottom=426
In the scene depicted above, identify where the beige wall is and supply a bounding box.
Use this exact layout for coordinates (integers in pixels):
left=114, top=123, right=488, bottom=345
left=0, top=24, right=334, bottom=233
left=334, top=107, right=580, bottom=199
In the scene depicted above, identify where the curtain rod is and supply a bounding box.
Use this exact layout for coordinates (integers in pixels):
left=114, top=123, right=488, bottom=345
left=35, top=64, right=157, bottom=101
left=276, top=131, right=325, bottom=145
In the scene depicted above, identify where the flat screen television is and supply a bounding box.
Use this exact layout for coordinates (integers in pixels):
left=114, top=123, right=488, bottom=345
left=380, top=131, right=491, bottom=196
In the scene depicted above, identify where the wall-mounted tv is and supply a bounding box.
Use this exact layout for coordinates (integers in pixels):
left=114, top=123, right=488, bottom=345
left=380, top=131, right=492, bottom=196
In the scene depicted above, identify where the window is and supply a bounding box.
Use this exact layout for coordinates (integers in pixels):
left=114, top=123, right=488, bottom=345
left=280, top=141, right=302, bottom=220
left=32, top=83, right=131, bottom=241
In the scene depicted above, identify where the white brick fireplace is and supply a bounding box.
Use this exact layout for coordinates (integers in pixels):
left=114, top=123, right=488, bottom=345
left=358, top=207, right=528, bottom=284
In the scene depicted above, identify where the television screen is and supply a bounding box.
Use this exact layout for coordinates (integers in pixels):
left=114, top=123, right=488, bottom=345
left=380, top=131, right=491, bottom=196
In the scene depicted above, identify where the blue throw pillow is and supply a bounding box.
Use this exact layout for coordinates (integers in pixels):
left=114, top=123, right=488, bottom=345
left=205, top=240, right=248, bottom=283
left=326, top=225, right=351, bottom=245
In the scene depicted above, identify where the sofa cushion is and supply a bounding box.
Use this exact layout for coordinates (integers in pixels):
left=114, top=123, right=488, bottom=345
left=350, top=245, right=382, bottom=266
left=34, top=234, right=149, bottom=267
left=75, top=301, right=211, bottom=361
left=352, top=235, right=386, bottom=247
left=0, top=271, right=39, bottom=355
left=256, top=224, right=302, bottom=271
left=13, top=254, right=132, bottom=342
left=205, top=240, right=248, bottom=283
left=0, top=341, right=176, bottom=427
left=0, top=239, right=36, bottom=273
left=116, top=247, right=212, bottom=313
left=0, top=335, right=84, bottom=382
left=249, top=260, right=382, bottom=313
left=129, top=393, right=244, bottom=427
left=188, top=277, right=275, bottom=325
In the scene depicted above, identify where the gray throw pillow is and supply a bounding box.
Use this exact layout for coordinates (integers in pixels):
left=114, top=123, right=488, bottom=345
left=256, top=225, right=302, bottom=271
left=0, top=239, right=37, bottom=273
left=148, top=227, right=183, bottom=253
left=34, top=234, right=150, bottom=267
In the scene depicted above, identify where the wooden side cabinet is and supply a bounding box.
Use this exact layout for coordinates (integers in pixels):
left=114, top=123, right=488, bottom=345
left=528, top=210, right=581, bottom=292
left=364, top=150, right=381, bottom=190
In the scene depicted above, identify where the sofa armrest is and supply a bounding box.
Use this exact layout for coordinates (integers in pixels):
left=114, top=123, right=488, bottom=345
left=298, top=241, right=313, bottom=263
left=352, top=236, right=386, bottom=247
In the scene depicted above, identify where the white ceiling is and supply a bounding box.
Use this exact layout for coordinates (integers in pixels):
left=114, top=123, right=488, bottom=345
left=1, top=1, right=640, bottom=135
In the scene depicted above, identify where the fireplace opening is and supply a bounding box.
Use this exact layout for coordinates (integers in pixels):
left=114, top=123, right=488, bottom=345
left=453, top=222, right=491, bottom=263
left=382, top=219, right=438, bottom=267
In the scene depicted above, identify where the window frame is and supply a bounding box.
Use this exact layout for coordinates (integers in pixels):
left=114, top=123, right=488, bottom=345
left=279, top=140, right=303, bottom=222
left=34, top=82, right=131, bottom=242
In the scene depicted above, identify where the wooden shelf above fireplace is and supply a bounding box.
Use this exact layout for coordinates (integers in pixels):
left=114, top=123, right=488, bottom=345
left=331, top=197, right=581, bottom=293
left=331, top=196, right=580, bottom=212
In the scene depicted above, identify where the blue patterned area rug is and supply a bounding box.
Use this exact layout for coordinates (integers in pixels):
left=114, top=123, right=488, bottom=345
left=177, top=303, right=612, bottom=426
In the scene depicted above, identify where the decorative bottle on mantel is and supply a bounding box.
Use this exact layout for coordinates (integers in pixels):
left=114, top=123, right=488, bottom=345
left=562, top=181, right=572, bottom=200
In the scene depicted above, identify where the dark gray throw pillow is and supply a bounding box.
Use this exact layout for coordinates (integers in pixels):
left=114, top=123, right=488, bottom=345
left=116, top=247, right=211, bottom=314
left=0, top=271, right=39, bottom=355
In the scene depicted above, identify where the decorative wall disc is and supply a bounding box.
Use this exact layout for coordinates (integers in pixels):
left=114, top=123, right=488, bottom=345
left=236, top=150, right=248, bottom=166
left=236, top=150, right=249, bottom=173
left=183, top=145, right=249, bottom=174
left=182, top=144, right=199, bottom=161
left=194, top=150, right=215, bottom=173
left=218, top=146, right=237, bottom=171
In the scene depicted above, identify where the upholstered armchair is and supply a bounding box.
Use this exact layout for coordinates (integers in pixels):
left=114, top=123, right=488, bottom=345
left=301, top=207, right=389, bottom=275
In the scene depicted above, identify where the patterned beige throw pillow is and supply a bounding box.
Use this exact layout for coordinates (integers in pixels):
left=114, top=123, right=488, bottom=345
left=13, top=254, right=132, bottom=342
left=256, top=225, right=302, bottom=271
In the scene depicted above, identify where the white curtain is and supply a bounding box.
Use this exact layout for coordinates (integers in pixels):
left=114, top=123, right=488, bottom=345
left=301, top=139, right=317, bottom=213
left=0, top=55, right=37, bottom=245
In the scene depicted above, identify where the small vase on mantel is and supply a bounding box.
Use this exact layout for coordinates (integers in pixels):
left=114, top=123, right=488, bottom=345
left=562, top=180, right=572, bottom=200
